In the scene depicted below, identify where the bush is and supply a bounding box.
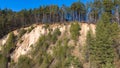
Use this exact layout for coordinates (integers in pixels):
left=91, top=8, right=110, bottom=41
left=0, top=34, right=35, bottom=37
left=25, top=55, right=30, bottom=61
left=53, top=43, right=67, bottom=60
left=40, top=54, right=53, bottom=68
left=72, top=57, right=83, bottom=68
left=0, top=32, right=15, bottom=68
left=70, top=22, right=81, bottom=41
left=2, top=32, right=15, bottom=55
left=31, top=35, right=51, bottom=66
left=16, top=55, right=34, bottom=68
left=51, top=28, right=61, bottom=44
left=30, top=28, right=62, bottom=67
left=53, top=28, right=61, bottom=36
left=27, top=26, right=34, bottom=33
left=32, top=35, right=46, bottom=55
left=42, top=24, right=49, bottom=29
left=51, top=35, right=57, bottom=44
left=18, top=28, right=27, bottom=39
left=0, top=54, right=7, bottom=68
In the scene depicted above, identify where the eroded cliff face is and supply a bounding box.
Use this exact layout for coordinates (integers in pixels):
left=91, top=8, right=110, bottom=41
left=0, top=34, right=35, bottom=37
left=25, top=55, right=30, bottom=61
left=0, top=23, right=96, bottom=64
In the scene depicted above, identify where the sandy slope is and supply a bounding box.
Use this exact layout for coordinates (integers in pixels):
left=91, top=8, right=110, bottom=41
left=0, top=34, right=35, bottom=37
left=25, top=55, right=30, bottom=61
left=0, top=23, right=96, bottom=64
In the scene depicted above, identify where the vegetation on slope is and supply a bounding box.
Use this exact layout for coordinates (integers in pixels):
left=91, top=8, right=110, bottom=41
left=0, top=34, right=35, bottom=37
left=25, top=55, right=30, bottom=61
left=1, top=1, right=120, bottom=66
left=86, top=13, right=120, bottom=68
left=0, top=32, right=16, bottom=68
left=2, top=23, right=84, bottom=68
left=70, top=22, right=81, bottom=41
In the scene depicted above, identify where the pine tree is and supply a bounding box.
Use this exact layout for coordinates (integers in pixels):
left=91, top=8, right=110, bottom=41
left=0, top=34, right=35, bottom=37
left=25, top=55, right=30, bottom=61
left=70, top=22, right=81, bottom=41
left=86, top=29, right=97, bottom=68
left=88, top=12, right=119, bottom=68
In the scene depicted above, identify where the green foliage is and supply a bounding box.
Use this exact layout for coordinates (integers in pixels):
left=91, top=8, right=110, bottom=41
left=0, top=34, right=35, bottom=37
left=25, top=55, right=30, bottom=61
left=85, top=29, right=95, bottom=62
left=31, top=30, right=77, bottom=68
left=0, top=32, right=15, bottom=68
left=70, top=22, right=81, bottom=41
left=62, top=55, right=83, bottom=68
left=87, top=13, right=120, bottom=68
left=40, top=54, right=53, bottom=68
left=1, top=1, right=120, bottom=67
left=14, top=26, right=83, bottom=68
left=53, top=40, right=68, bottom=60
left=27, top=26, right=34, bottom=33
left=16, top=55, right=34, bottom=68
left=72, top=57, right=83, bottom=68
left=103, top=0, right=114, bottom=14
left=95, top=14, right=114, bottom=67
left=53, top=40, right=68, bottom=68
left=18, top=28, right=27, bottom=39
left=53, top=28, right=61, bottom=36
left=53, top=38, right=83, bottom=68
left=32, top=35, right=47, bottom=55
left=0, top=0, right=120, bottom=39
left=31, top=32, right=55, bottom=67
left=2, top=32, right=15, bottom=55
left=51, top=28, right=61, bottom=44
left=102, top=62, right=115, bottom=68
left=42, top=24, right=49, bottom=29
left=0, top=54, right=7, bottom=68
left=111, top=23, right=120, bottom=59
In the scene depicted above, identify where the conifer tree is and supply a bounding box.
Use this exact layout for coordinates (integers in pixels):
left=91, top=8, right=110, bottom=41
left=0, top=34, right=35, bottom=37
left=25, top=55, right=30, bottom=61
left=88, top=12, right=119, bottom=68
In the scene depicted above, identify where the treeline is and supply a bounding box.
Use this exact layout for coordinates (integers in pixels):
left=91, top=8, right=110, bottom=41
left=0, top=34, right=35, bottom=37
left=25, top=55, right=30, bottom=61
left=0, top=0, right=120, bottom=38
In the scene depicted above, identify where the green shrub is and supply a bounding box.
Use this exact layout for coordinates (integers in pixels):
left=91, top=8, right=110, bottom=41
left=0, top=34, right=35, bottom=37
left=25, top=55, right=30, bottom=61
left=53, top=40, right=69, bottom=64
left=51, top=35, right=57, bottom=44
left=27, top=26, right=34, bottom=33
left=31, top=35, right=51, bottom=66
left=16, top=55, right=34, bottom=68
left=3, top=32, right=15, bottom=55
left=51, top=28, right=61, bottom=44
left=40, top=54, right=53, bottom=68
left=52, top=37, right=83, bottom=68
left=30, top=28, right=62, bottom=67
left=18, top=28, right=27, bottom=39
left=32, top=35, right=46, bottom=55
left=53, top=28, right=61, bottom=36
left=0, top=54, right=7, bottom=68
left=72, top=57, right=83, bottom=68
left=0, top=32, right=15, bottom=68
left=70, top=22, right=81, bottom=41
left=42, top=24, right=49, bottom=29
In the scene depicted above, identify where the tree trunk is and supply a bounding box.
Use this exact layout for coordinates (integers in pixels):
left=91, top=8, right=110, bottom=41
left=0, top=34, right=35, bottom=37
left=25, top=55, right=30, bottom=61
left=42, top=13, right=44, bottom=24
left=79, top=11, right=80, bottom=22
left=73, top=11, right=74, bottom=21
left=115, top=6, right=119, bottom=24
left=35, top=14, right=38, bottom=24
left=50, top=12, right=51, bottom=23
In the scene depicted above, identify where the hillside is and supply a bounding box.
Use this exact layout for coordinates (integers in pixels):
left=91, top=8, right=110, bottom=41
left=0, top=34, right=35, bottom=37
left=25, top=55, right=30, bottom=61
left=0, top=22, right=95, bottom=68
left=1, top=0, right=120, bottom=68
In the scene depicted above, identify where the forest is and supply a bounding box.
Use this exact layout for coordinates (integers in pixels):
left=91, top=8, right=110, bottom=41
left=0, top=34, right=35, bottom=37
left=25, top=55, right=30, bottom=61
left=0, top=0, right=120, bottom=38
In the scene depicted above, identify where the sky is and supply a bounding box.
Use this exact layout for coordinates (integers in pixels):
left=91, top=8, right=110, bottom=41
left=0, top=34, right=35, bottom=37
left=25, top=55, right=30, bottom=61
left=0, top=0, right=88, bottom=11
